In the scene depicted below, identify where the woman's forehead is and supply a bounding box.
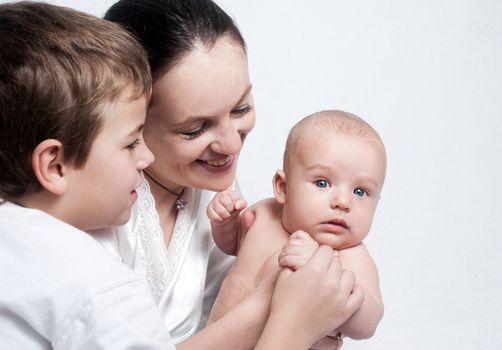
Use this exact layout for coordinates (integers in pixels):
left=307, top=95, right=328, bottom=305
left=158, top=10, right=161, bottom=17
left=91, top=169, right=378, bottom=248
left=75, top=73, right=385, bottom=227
left=149, top=38, right=250, bottom=119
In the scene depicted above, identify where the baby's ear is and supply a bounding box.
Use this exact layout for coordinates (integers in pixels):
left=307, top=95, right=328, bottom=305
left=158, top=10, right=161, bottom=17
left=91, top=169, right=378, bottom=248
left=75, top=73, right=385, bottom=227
left=272, top=169, right=287, bottom=204
left=31, top=139, right=68, bottom=196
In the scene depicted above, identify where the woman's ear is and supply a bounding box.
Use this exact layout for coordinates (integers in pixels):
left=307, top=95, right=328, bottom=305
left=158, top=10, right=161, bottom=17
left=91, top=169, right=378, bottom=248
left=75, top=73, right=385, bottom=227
left=31, top=139, right=68, bottom=196
left=272, top=169, right=287, bottom=204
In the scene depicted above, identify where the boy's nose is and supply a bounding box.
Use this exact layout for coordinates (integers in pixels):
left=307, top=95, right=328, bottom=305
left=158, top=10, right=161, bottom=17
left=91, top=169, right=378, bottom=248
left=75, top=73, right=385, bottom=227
left=138, top=142, right=155, bottom=169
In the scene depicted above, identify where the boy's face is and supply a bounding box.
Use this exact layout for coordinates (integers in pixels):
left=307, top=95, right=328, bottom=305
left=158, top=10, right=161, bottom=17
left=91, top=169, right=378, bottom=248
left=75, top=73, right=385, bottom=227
left=280, top=131, right=386, bottom=249
left=66, top=86, right=154, bottom=231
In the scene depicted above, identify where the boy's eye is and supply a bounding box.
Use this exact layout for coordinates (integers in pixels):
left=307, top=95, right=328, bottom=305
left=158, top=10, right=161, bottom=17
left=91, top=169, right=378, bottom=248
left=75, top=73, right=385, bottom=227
left=127, top=138, right=141, bottom=150
left=314, top=179, right=329, bottom=188
left=231, top=105, right=253, bottom=115
left=181, top=123, right=207, bottom=139
left=353, top=187, right=367, bottom=197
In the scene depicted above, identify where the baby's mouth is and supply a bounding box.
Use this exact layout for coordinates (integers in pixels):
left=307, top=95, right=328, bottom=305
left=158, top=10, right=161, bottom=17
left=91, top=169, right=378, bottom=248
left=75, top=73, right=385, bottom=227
left=324, top=219, right=348, bottom=229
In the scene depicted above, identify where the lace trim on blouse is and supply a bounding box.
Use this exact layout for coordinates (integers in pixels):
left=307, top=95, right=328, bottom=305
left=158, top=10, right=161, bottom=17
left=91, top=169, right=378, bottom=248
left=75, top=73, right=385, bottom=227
left=135, top=179, right=200, bottom=301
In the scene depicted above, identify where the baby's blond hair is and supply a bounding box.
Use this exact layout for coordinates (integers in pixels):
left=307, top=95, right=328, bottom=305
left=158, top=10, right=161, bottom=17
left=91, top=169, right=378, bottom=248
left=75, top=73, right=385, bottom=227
left=283, top=110, right=385, bottom=171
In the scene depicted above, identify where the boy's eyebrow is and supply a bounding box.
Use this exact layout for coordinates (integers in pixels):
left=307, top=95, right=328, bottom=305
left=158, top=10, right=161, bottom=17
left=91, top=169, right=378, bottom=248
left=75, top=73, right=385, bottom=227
left=127, top=123, right=145, bottom=136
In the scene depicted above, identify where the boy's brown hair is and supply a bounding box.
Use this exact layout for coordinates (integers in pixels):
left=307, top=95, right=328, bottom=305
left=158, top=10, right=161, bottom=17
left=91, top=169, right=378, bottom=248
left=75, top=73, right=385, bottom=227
left=0, top=1, right=151, bottom=200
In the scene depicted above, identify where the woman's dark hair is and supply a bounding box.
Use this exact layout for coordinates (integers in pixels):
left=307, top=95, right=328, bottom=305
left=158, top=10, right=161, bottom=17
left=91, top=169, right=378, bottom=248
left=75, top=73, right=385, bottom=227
left=105, top=0, right=246, bottom=78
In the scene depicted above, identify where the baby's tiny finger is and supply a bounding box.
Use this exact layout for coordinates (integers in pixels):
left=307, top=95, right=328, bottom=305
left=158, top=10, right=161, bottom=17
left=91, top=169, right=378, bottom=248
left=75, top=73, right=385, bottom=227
left=234, top=198, right=247, bottom=211
left=219, top=194, right=235, bottom=212
left=207, top=205, right=224, bottom=222
left=213, top=201, right=231, bottom=219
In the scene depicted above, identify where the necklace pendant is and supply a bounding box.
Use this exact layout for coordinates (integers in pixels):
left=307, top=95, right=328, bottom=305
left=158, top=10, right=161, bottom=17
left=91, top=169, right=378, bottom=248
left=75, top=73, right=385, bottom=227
left=176, top=198, right=187, bottom=210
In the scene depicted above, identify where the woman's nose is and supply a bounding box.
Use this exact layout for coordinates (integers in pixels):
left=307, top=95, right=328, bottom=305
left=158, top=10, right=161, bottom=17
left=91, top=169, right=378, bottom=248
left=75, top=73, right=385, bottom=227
left=211, top=120, right=242, bottom=155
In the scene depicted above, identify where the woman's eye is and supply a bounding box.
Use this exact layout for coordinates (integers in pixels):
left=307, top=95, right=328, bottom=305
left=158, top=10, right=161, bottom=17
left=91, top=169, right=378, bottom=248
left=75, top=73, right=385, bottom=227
left=231, top=105, right=253, bottom=115
left=353, top=187, right=368, bottom=197
left=127, top=138, right=141, bottom=150
left=181, top=123, right=206, bottom=139
left=314, top=179, right=329, bottom=188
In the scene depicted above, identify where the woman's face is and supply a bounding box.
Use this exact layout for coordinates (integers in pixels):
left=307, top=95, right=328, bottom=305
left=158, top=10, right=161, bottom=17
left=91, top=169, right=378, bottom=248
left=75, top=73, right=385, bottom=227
left=144, top=36, right=255, bottom=192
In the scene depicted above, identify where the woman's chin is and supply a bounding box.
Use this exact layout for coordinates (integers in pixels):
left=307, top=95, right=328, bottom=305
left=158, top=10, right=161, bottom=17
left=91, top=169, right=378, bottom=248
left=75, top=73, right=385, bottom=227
left=196, top=173, right=236, bottom=192
left=193, top=159, right=238, bottom=191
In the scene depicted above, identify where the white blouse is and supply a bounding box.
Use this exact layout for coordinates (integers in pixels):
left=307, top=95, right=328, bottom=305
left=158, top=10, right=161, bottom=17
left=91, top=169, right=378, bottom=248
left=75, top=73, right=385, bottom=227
left=94, top=179, right=235, bottom=343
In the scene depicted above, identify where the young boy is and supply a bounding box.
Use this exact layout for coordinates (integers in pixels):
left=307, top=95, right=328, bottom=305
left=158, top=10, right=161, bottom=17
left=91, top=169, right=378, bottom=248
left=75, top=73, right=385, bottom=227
left=208, top=110, right=386, bottom=346
left=0, top=2, right=178, bottom=348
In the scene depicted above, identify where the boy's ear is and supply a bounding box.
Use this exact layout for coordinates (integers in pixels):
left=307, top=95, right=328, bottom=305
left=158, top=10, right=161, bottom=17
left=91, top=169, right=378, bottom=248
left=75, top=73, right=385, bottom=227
left=31, top=139, right=68, bottom=196
left=272, top=169, right=287, bottom=204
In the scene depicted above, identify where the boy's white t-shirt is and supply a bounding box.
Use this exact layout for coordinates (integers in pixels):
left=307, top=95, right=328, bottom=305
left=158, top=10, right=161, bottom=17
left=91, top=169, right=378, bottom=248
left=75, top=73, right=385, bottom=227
left=0, top=202, right=175, bottom=350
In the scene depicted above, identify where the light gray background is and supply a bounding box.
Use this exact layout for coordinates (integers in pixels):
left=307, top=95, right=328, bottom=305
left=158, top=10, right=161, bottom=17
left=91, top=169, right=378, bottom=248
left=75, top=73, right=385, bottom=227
left=5, top=1, right=501, bottom=349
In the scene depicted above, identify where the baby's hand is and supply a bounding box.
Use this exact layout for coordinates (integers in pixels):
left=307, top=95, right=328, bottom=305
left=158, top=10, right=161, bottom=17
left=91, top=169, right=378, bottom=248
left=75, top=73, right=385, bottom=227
left=208, top=190, right=253, bottom=256
left=278, top=231, right=320, bottom=271
left=207, top=189, right=247, bottom=225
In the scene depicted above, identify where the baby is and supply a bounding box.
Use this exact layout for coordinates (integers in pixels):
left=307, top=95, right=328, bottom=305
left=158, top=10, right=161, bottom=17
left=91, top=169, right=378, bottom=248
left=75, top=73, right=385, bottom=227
left=207, top=110, right=386, bottom=346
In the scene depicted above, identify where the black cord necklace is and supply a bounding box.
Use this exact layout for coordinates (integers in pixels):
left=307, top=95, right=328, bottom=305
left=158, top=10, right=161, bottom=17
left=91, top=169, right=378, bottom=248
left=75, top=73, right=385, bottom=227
left=143, top=170, right=187, bottom=210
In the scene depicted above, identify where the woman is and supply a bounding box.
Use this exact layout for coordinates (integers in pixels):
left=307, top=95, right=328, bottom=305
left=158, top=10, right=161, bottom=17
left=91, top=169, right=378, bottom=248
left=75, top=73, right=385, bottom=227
left=97, top=0, right=362, bottom=348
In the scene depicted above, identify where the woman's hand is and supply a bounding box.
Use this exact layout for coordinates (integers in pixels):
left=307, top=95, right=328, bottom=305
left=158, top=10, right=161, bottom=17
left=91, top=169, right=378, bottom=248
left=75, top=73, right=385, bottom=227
left=256, top=245, right=364, bottom=350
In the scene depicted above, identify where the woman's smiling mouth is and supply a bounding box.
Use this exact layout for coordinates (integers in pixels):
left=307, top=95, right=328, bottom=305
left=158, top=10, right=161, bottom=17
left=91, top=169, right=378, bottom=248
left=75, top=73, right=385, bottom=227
left=197, top=156, right=235, bottom=173
left=200, top=156, right=232, bottom=167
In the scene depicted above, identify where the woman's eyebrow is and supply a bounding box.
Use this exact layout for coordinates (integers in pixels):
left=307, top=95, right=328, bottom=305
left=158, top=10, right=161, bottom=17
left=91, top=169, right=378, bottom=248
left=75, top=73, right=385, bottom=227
left=170, top=84, right=254, bottom=129
left=235, top=84, right=253, bottom=104
left=169, top=116, right=206, bottom=130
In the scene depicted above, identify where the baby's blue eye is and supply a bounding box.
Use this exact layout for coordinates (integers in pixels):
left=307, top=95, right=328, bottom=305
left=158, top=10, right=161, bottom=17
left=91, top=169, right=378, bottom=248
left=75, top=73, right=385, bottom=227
left=314, top=179, right=329, bottom=188
left=353, top=188, right=367, bottom=197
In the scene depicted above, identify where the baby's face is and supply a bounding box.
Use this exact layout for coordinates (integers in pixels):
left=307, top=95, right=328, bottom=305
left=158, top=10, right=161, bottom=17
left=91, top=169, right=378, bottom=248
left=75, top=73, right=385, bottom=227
left=281, top=132, right=386, bottom=249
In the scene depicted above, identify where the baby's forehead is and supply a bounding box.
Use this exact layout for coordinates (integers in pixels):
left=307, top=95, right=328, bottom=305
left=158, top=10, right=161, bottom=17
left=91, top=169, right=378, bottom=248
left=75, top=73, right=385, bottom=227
left=288, top=131, right=387, bottom=182
left=297, top=130, right=384, bottom=156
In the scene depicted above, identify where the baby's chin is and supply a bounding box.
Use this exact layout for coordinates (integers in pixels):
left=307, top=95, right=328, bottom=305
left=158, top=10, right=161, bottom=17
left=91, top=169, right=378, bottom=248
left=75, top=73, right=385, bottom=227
left=310, top=231, right=355, bottom=250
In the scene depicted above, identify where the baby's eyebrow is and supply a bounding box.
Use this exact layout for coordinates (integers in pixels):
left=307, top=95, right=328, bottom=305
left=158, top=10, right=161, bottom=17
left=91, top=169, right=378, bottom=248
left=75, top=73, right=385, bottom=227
left=357, top=176, right=380, bottom=190
left=305, top=164, right=332, bottom=172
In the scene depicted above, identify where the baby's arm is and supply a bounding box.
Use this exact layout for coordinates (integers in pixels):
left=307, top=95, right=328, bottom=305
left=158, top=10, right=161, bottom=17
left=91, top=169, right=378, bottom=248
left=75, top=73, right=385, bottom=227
left=336, top=244, right=384, bottom=339
left=207, top=189, right=248, bottom=255
left=208, top=198, right=287, bottom=323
